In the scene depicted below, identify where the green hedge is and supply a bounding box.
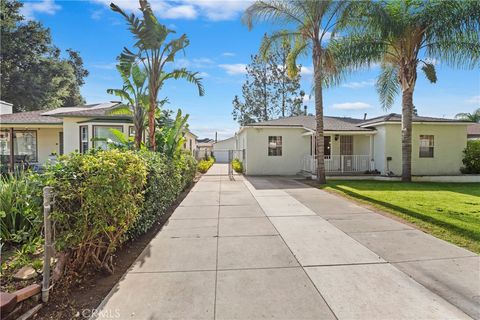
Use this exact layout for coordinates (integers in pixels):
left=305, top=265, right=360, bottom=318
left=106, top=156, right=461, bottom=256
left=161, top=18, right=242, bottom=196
left=232, top=159, right=243, bottom=173
left=46, top=150, right=147, bottom=271
left=198, top=158, right=214, bottom=173
left=461, top=140, right=480, bottom=174
left=129, top=151, right=197, bottom=238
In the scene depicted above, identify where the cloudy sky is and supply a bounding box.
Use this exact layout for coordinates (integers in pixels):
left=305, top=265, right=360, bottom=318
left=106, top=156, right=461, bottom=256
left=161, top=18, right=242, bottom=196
left=21, top=0, right=480, bottom=139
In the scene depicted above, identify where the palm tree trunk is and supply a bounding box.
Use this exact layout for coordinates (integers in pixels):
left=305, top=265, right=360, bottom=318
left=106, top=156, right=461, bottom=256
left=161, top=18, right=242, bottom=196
left=313, top=43, right=326, bottom=184
left=401, top=87, right=414, bottom=182
left=134, top=126, right=143, bottom=149
left=148, top=93, right=156, bottom=151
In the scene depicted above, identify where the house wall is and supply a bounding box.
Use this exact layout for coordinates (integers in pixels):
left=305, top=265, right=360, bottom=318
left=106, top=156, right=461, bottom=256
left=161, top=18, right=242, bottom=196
left=37, top=128, right=63, bottom=162
left=63, top=118, right=133, bottom=154
left=242, top=127, right=310, bottom=175
left=380, top=123, right=468, bottom=175
left=323, top=134, right=371, bottom=155
left=373, top=126, right=387, bottom=173
left=183, top=131, right=197, bottom=155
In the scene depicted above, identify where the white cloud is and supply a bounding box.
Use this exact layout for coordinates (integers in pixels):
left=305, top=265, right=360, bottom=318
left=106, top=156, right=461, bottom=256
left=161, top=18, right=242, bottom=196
left=91, top=0, right=249, bottom=21
left=222, top=52, right=236, bottom=57
left=21, top=0, right=61, bottom=20
left=300, top=66, right=313, bottom=77
left=466, top=95, right=480, bottom=105
left=342, top=79, right=375, bottom=89
left=332, top=102, right=372, bottom=110
left=176, top=57, right=215, bottom=69
left=219, top=64, right=247, bottom=75
left=91, top=62, right=117, bottom=70
left=191, top=126, right=236, bottom=140
left=91, top=9, right=103, bottom=20
left=198, top=72, right=209, bottom=78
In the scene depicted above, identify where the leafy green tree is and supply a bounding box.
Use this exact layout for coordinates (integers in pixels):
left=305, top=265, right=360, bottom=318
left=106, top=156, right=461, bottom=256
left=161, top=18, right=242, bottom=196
left=107, top=62, right=149, bottom=149
left=332, top=0, right=480, bottom=181
left=243, top=0, right=354, bottom=184
left=0, top=0, right=88, bottom=111
left=111, top=0, right=204, bottom=151
left=456, top=108, right=480, bottom=123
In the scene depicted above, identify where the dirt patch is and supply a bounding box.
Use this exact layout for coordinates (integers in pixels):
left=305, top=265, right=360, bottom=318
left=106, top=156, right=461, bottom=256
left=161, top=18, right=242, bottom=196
left=33, top=176, right=199, bottom=320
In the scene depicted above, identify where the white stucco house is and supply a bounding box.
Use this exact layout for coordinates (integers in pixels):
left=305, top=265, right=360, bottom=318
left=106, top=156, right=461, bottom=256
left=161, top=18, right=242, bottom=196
left=231, top=114, right=471, bottom=176
left=213, top=136, right=238, bottom=163
left=0, top=102, right=198, bottom=170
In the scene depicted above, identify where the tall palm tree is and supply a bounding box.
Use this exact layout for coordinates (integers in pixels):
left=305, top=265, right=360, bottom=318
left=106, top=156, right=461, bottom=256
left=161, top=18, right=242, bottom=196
left=111, top=0, right=204, bottom=151
left=332, top=0, right=480, bottom=181
left=243, top=0, right=354, bottom=184
left=455, top=108, right=480, bottom=123
left=107, top=62, right=149, bottom=149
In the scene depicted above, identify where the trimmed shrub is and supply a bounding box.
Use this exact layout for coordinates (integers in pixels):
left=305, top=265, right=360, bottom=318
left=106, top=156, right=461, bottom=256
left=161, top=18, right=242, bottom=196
left=46, top=150, right=147, bottom=272
left=128, top=151, right=197, bottom=238
left=198, top=158, right=214, bottom=173
left=0, top=172, right=44, bottom=245
left=232, top=159, right=243, bottom=173
left=461, top=140, right=480, bottom=174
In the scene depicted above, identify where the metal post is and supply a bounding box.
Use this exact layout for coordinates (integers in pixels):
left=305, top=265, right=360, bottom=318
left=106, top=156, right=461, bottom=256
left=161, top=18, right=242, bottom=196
left=42, top=186, right=53, bottom=303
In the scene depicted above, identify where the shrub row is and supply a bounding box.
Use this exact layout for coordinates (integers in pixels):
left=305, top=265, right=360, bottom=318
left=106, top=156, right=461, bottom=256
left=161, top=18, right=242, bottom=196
left=198, top=157, right=215, bottom=173
left=4, top=149, right=199, bottom=273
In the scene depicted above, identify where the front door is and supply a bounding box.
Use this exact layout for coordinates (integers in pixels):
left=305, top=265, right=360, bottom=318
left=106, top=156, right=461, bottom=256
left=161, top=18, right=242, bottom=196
left=340, top=135, right=353, bottom=171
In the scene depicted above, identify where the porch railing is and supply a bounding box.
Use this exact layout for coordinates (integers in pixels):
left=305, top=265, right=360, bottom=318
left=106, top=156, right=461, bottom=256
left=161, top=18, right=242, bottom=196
left=302, top=155, right=374, bottom=174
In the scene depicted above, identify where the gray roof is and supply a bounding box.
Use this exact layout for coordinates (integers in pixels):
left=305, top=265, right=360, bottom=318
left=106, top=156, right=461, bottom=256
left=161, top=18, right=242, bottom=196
left=0, top=110, right=63, bottom=124
left=0, top=102, right=129, bottom=125
left=359, top=113, right=466, bottom=126
left=246, top=115, right=373, bottom=132
left=468, top=123, right=480, bottom=137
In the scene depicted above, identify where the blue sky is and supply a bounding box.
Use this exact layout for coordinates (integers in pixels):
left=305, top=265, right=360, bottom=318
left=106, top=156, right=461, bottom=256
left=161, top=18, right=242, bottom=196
left=21, top=0, right=480, bottom=139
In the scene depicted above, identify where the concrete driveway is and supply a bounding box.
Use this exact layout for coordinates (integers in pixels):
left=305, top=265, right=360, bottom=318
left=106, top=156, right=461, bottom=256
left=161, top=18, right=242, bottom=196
left=95, top=165, right=479, bottom=320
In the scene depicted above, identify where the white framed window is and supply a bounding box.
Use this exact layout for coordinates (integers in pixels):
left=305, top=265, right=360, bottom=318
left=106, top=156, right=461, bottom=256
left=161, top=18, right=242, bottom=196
left=268, top=136, right=282, bottom=156
left=419, top=135, right=434, bottom=158
left=80, top=126, right=89, bottom=154
left=128, top=126, right=135, bottom=137
left=93, top=125, right=123, bottom=150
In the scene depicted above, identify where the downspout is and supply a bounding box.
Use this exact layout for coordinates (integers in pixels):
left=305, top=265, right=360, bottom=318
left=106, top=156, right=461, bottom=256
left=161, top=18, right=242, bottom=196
left=9, top=127, right=14, bottom=172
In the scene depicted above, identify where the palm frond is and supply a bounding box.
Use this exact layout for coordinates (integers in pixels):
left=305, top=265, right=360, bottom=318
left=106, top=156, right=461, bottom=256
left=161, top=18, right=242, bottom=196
left=376, top=64, right=400, bottom=111
left=106, top=89, right=134, bottom=105
left=420, top=62, right=437, bottom=83
left=107, top=105, right=133, bottom=116
left=161, top=69, right=205, bottom=96
left=242, top=1, right=306, bottom=31
left=330, top=34, right=386, bottom=71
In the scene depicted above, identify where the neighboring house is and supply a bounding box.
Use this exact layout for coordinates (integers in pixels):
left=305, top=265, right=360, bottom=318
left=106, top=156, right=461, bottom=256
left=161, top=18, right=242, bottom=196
left=1, top=102, right=135, bottom=170
left=234, top=114, right=469, bottom=176
left=467, top=123, right=480, bottom=140
left=196, top=138, right=214, bottom=160
left=213, top=136, right=237, bottom=163
left=182, top=129, right=198, bottom=156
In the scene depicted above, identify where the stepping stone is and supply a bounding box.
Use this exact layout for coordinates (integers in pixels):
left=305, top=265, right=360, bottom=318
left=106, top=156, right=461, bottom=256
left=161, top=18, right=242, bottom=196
left=13, top=266, right=37, bottom=281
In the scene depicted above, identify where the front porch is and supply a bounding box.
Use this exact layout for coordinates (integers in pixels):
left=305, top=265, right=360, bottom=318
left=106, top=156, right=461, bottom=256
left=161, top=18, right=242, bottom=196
left=301, top=132, right=376, bottom=175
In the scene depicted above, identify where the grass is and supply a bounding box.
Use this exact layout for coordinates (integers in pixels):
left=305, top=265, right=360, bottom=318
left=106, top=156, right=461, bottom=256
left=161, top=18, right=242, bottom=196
left=323, top=180, right=480, bottom=253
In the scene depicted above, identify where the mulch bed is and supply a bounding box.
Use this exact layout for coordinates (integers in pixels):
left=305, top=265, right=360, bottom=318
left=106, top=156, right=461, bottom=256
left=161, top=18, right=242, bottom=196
left=32, top=175, right=199, bottom=320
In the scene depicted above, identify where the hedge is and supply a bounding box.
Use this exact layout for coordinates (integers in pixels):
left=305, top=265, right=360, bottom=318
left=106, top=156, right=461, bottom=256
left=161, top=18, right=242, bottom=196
left=232, top=159, right=243, bottom=173
left=198, top=158, right=214, bottom=173
left=461, top=140, right=480, bottom=174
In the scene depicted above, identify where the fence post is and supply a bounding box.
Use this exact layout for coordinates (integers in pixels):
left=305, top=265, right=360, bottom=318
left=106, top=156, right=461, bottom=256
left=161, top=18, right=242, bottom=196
left=42, top=186, right=53, bottom=303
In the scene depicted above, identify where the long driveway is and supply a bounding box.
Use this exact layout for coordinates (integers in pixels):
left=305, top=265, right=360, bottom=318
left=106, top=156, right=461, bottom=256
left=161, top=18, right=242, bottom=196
left=95, top=164, right=479, bottom=320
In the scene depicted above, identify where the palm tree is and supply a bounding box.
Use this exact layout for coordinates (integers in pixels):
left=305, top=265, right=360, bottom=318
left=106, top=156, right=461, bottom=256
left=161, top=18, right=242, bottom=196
left=107, top=62, right=149, bottom=149
left=332, top=0, right=480, bottom=181
left=243, top=0, right=354, bottom=184
left=455, top=108, right=480, bottom=123
left=111, top=0, right=205, bottom=151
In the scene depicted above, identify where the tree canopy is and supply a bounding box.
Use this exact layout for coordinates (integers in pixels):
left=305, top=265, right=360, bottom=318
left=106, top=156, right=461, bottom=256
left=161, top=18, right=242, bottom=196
left=0, top=0, right=88, bottom=112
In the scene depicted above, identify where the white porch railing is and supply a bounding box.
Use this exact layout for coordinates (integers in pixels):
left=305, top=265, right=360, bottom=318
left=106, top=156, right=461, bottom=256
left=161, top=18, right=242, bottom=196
left=302, top=155, right=374, bottom=174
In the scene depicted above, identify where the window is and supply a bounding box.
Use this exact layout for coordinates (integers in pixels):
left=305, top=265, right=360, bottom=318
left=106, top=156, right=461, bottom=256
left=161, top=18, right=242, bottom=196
left=268, top=136, right=282, bottom=156
left=129, top=126, right=135, bottom=137
left=93, top=126, right=123, bottom=150
left=324, top=136, right=331, bottom=156
left=419, top=135, right=434, bottom=158
left=189, top=139, right=192, bottom=151
left=340, top=135, right=353, bottom=155
left=80, top=126, right=89, bottom=154
left=59, top=132, right=64, bottom=155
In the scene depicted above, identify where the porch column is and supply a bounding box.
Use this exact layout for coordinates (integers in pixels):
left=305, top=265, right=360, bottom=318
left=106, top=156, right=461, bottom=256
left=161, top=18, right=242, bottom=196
left=369, top=135, right=374, bottom=170
left=9, top=127, right=14, bottom=172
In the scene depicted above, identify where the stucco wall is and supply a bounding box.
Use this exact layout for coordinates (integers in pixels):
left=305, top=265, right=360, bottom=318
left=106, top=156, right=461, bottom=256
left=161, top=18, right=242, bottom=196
left=373, top=126, right=387, bottom=174
left=37, top=128, right=62, bottom=163
left=243, top=127, right=310, bottom=175
left=183, top=131, right=197, bottom=155
left=380, top=123, right=468, bottom=175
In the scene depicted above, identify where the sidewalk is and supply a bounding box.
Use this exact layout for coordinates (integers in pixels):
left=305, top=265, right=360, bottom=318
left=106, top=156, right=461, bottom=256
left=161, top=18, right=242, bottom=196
left=95, top=165, right=479, bottom=320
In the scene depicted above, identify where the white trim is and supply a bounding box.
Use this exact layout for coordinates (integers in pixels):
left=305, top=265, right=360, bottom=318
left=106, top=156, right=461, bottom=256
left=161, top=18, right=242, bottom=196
left=361, top=121, right=470, bottom=127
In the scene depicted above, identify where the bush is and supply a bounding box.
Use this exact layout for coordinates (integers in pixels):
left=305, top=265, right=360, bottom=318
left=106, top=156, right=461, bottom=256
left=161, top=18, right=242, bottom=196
left=128, top=151, right=197, bottom=238
left=0, top=171, right=44, bottom=245
left=198, top=158, right=214, bottom=173
left=46, top=150, right=147, bottom=272
left=461, top=140, right=480, bottom=174
left=232, top=159, right=243, bottom=173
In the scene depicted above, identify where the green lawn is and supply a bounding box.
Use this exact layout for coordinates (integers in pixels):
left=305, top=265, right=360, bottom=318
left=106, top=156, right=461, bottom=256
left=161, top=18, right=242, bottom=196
left=323, top=180, right=480, bottom=253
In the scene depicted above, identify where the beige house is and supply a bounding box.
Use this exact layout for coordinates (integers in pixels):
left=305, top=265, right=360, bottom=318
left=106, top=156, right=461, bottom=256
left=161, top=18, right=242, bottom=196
left=182, top=129, right=198, bottom=156
left=196, top=138, right=214, bottom=160
left=0, top=102, right=198, bottom=170
left=234, top=114, right=470, bottom=176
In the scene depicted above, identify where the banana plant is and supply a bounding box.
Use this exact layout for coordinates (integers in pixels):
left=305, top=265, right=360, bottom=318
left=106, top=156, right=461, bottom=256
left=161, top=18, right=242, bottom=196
left=107, top=62, right=149, bottom=149
left=155, top=109, right=189, bottom=158
left=111, top=0, right=205, bottom=151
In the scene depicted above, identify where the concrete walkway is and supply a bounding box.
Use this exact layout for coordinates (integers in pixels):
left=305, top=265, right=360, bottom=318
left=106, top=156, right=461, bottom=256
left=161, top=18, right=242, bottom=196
left=95, top=165, right=479, bottom=320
